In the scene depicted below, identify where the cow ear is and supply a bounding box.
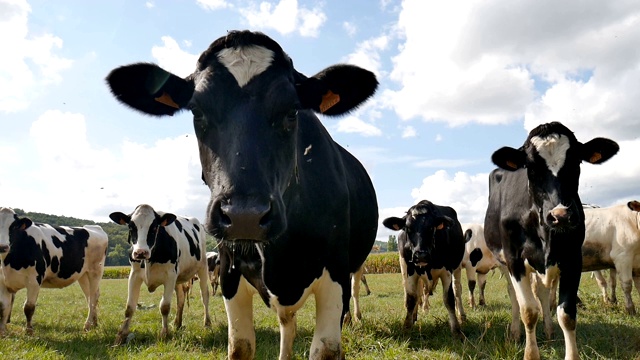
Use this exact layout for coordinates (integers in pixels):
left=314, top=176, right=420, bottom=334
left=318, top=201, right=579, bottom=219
left=628, top=200, right=640, bottom=212
left=159, top=213, right=177, bottom=227
left=580, top=138, right=619, bottom=164
left=109, top=212, right=130, bottom=225
left=16, top=218, right=33, bottom=230
left=295, top=64, right=378, bottom=116
left=106, top=63, right=195, bottom=116
left=382, top=217, right=404, bottom=231
left=491, top=146, right=526, bottom=171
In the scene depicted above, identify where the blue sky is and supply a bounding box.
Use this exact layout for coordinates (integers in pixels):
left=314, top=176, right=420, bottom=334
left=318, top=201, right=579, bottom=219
left=2, top=0, right=640, bottom=242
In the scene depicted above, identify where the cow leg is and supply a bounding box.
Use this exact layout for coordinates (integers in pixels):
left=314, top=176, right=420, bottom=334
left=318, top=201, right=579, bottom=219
left=466, top=265, right=477, bottom=309
left=159, top=276, right=178, bottom=339
left=477, top=272, right=488, bottom=306
left=77, top=273, right=100, bottom=331
left=402, top=273, right=420, bottom=329
left=533, top=275, right=554, bottom=340
left=225, top=276, right=256, bottom=360
left=420, top=276, right=431, bottom=312
left=344, top=266, right=364, bottom=326
left=0, top=285, right=12, bottom=336
left=510, top=273, right=540, bottom=360
left=115, top=266, right=144, bottom=345
left=452, top=267, right=466, bottom=323
left=361, top=274, right=371, bottom=296
left=211, top=266, right=220, bottom=296
left=439, top=271, right=462, bottom=338
left=592, top=270, right=609, bottom=304
left=276, top=306, right=297, bottom=360
left=615, top=258, right=636, bottom=315
left=501, top=265, right=521, bottom=341
left=609, top=269, right=618, bottom=304
left=309, top=272, right=343, bottom=360
left=197, top=264, right=212, bottom=327
left=23, top=282, right=41, bottom=335
left=557, top=271, right=581, bottom=360
left=173, top=282, right=186, bottom=331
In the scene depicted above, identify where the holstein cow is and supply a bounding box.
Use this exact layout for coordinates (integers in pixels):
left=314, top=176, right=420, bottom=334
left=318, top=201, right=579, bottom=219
left=206, top=251, right=221, bottom=296
left=106, top=30, right=378, bottom=359
left=383, top=200, right=465, bottom=337
left=0, top=207, right=108, bottom=334
left=484, top=121, right=619, bottom=360
left=590, top=269, right=640, bottom=307
left=110, top=204, right=211, bottom=344
left=460, top=223, right=499, bottom=309
left=580, top=200, right=640, bottom=314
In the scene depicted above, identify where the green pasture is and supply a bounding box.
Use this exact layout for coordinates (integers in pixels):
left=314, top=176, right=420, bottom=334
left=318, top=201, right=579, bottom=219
left=0, top=269, right=638, bottom=359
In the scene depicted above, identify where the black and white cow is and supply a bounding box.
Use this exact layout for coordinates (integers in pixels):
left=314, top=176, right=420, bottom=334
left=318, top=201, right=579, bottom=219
left=484, top=122, right=619, bottom=360
left=106, top=30, right=378, bottom=359
left=109, top=204, right=211, bottom=344
left=0, top=207, right=108, bottom=334
left=383, top=200, right=465, bottom=337
left=460, top=223, right=499, bottom=309
left=206, top=251, right=221, bottom=296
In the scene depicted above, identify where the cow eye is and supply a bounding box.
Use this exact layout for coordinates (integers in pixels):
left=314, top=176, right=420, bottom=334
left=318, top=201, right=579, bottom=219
left=191, top=106, right=207, bottom=133
left=284, top=109, right=298, bottom=131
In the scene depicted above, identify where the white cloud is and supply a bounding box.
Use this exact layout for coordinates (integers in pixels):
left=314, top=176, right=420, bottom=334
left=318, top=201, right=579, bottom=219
left=343, top=21, right=356, bottom=37
left=344, top=34, right=390, bottom=78
left=239, top=0, right=326, bottom=37
left=387, top=0, right=640, bottom=129
left=0, top=110, right=208, bottom=222
left=151, top=36, right=199, bottom=77
left=401, top=125, right=416, bottom=138
left=410, top=170, right=489, bottom=224
left=414, top=159, right=479, bottom=169
left=435, top=134, right=443, bottom=142
left=196, top=0, right=229, bottom=11
left=0, top=0, right=72, bottom=113
left=146, top=1, right=155, bottom=8
left=335, top=116, right=382, bottom=137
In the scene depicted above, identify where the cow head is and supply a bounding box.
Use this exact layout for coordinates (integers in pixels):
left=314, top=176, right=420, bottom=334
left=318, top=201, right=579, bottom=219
left=0, top=208, right=33, bottom=255
left=491, top=122, right=619, bottom=231
left=106, top=30, right=378, bottom=246
left=383, top=201, right=453, bottom=267
left=109, top=204, right=177, bottom=260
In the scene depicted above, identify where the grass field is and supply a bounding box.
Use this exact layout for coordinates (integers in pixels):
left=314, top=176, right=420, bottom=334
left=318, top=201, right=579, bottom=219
left=0, top=271, right=638, bottom=359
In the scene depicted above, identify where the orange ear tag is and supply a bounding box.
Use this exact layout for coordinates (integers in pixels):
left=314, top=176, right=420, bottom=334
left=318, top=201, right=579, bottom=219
left=589, top=152, right=602, bottom=163
left=155, top=92, right=180, bottom=109
left=436, top=223, right=444, bottom=230
left=319, top=90, right=340, bottom=113
left=392, top=224, right=400, bottom=230
left=506, top=160, right=518, bottom=170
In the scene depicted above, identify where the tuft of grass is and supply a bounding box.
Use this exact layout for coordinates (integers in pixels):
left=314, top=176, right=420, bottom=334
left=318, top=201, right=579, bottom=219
left=0, top=271, right=638, bottom=359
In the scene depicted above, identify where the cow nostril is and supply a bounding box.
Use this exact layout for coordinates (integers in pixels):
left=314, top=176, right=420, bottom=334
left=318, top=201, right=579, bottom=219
left=258, top=203, right=272, bottom=228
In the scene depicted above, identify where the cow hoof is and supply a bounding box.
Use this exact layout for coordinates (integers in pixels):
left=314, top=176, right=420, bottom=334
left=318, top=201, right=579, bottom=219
left=478, top=299, right=486, bottom=306
left=204, top=318, right=212, bottom=327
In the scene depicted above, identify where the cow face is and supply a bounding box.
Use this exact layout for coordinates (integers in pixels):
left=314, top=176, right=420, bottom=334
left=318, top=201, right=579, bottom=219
left=383, top=202, right=453, bottom=267
left=491, top=122, right=619, bottom=230
left=0, top=208, right=33, bottom=255
left=106, top=30, right=378, bottom=246
left=109, top=205, right=176, bottom=260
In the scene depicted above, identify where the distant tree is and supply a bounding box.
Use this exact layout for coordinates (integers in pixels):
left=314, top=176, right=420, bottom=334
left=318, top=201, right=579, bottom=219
left=107, top=243, right=130, bottom=266
left=387, top=235, right=397, bottom=252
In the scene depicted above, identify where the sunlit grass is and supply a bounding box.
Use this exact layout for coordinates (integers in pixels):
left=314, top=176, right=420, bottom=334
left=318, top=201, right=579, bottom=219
left=0, top=271, right=638, bottom=359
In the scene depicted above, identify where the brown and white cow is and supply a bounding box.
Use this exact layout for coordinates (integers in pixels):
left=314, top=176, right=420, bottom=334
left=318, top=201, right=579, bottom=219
left=110, top=204, right=211, bottom=344
left=0, top=207, right=108, bottom=334
left=460, top=223, right=499, bottom=309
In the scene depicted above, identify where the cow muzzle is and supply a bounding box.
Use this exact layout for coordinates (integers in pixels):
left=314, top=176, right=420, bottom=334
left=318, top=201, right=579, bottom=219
left=412, top=250, right=430, bottom=267
left=132, top=248, right=150, bottom=260
left=545, top=206, right=573, bottom=228
left=208, top=197, right=278, bottom=241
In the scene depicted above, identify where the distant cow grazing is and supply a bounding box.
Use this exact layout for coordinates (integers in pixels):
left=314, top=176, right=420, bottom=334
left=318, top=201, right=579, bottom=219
left=106, top=30, right=378, bottom=359
left=460, top=223, right=499, bottom=309
left=206, top=251, right=220, bottom=296
left=0, top=207, right=108, bottom=334
left=110, top=205, right=211, bottom=344
left=484, top=121, right=619, bottom=360
left=383, top=200, right=466, bottom=337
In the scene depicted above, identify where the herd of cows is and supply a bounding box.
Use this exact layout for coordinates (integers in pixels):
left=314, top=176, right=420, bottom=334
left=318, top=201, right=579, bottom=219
left=0, top=30, right=638, bottom=360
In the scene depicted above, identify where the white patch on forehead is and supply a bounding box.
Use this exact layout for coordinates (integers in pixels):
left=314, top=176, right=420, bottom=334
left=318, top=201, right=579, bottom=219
left=410, top=208, right=428, bottom=217
left=217, top=45, right=274, bottom=88
left=530, top=134, right=571, bottom=176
